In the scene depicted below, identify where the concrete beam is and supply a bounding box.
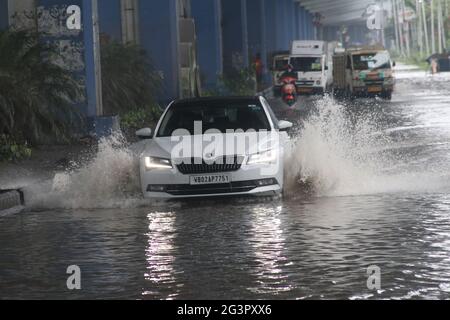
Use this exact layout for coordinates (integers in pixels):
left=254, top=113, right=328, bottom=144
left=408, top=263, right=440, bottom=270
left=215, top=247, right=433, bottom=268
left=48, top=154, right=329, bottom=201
left=304, top=1, right=372, bottom=14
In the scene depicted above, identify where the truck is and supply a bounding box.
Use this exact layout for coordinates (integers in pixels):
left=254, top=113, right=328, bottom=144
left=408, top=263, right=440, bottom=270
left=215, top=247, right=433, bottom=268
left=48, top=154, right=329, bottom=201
left=272, top=53, right=290, bottom=97
left=332, top=46, right=395, bottom=100
left=288, top=40, right=332, bottom=95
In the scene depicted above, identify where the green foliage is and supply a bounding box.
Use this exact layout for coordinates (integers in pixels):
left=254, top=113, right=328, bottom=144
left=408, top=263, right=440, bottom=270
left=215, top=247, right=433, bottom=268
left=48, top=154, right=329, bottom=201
left=101, top=41, right=162, bottom=117
left=397, top=53, right=430, bottom=70
left=120, top=107, right=160, bottom=131
left=205, top=67, right=257, bottom=97
left=0, top=134, right=32, bottom=162
left=0, top=29, right=83, bottom=144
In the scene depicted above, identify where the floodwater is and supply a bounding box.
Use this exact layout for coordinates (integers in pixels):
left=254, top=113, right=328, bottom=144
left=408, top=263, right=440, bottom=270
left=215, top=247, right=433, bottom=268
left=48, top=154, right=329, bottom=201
left=2, top=66, right=450, bottom=299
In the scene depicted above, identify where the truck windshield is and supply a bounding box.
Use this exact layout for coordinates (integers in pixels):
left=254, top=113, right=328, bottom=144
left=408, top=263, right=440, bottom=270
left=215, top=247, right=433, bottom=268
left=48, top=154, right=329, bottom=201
left=274, top=58, right=289, bottom=71
left=352, top=51, right=391, bottom=71
left=290, top=57, right=322, bottom=72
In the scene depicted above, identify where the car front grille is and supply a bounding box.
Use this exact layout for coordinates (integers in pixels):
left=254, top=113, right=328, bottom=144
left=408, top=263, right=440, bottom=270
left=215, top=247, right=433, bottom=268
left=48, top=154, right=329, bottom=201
left=176, top=156, right=244, bottom=175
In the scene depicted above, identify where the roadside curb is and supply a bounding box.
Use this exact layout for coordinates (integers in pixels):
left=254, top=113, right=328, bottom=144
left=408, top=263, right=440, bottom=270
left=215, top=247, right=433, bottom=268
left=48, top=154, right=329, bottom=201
left=0, top=190, right=25, bottom=215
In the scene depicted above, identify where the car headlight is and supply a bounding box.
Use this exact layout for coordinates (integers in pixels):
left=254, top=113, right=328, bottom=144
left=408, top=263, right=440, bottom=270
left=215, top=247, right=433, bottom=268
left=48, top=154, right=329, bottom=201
left=144, top=157, right=173, bottom=170
left=247, top=150, right=277, bottom=165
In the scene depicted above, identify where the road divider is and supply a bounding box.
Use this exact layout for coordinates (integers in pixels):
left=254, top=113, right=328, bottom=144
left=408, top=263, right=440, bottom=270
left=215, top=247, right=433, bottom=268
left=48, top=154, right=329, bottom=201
left=0, top=189, right=25, bottom=215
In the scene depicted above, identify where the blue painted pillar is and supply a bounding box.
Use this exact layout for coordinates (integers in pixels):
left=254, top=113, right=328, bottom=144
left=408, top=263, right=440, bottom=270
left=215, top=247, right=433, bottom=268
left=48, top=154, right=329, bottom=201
left=36, top=0, right=103, bottom=119
left=263, top=0, right=276, bottom=80
left=293, top=3, right=300, bottom=40
left=264, top=0, right=276, bottom=55
left=0, top=0, right=8, bottom=29
left=221, top=0, right=249, bottom=74
left=97, top=0, right=122, bottom=43
left=138, top=0, right=180, bottom=102
left=308, top=11, right=314, bottom=39
left=82, top=0, right=103, bottom=117
left=191, top=0, right=222, bottom=89
left=301, top=6, right=308, bottom=40
left=246, top=0, right=262, bottom=61
left=286, top=0, right=295, bottom=45
left=274, top=0, right=287, bottom=51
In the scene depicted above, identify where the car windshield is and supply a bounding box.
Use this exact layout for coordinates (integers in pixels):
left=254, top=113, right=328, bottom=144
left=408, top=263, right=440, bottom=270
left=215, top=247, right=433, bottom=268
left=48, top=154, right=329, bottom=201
left=157, top=102, right=271, bottom=137
left=290, top=57, right=322, bottom=72
left=352, top=51, right=391, bottom=70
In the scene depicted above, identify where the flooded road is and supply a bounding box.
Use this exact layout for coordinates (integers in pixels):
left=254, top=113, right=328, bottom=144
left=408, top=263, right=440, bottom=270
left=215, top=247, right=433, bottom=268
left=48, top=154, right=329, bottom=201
left=2, top=66, right=450, bottom=299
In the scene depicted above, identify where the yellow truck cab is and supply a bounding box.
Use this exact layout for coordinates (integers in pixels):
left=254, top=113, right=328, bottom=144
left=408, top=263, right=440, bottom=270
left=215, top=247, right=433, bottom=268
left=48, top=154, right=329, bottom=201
left=333, top=46, right=395, bottom=100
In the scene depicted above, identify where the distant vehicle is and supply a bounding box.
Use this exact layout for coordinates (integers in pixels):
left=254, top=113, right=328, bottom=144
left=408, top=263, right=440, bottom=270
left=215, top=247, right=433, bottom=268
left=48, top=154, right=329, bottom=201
left=136, top=97, right=292, bottom=199
left=426, top=52, right=450, bottom=72
left=272, top=54, right=290, bottom=96
left=332, top=46, right=395, bottom=100
left=279, top=70, right=298, bottom=107
left=289, top=40, right=332, bottom=95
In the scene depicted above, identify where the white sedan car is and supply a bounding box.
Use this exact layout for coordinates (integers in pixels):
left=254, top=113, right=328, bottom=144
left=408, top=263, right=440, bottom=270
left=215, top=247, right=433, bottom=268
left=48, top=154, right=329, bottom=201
left=136, top=96, right=292, bottom=198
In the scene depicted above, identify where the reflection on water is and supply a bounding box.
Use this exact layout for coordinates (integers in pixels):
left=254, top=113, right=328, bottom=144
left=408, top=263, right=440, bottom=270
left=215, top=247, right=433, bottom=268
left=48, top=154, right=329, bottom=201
left=247, top=205, right=294, bottom=295
left=143, top=212, right=180, bottom=300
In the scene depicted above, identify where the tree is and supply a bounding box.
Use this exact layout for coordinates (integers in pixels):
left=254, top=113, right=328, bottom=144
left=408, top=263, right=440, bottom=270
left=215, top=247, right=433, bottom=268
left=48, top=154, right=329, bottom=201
left=100, top=41, right=162, bottom=118
left=0, top=29, right=83, bottom=144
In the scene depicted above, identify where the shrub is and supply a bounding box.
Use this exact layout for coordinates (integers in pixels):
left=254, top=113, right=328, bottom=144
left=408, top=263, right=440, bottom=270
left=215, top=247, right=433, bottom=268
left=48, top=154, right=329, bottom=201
left=0, top=134, right=32, bottom=162
left=0, top=29, right=83, bottom=144
left=101, top=41, right=162, bottom=118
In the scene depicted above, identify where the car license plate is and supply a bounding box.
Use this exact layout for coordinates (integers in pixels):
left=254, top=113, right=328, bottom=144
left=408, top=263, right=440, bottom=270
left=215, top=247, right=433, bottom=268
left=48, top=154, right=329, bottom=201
left=190, top=174, right=231, bottom=185
left=298, top=87, right=312, bottom=93
left=368, top=86, right=382, bottom=93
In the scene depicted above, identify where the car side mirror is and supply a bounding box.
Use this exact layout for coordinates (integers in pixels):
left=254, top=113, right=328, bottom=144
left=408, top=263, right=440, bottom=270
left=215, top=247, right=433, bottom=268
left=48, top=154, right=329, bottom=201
left=392, top=61, right=396, bottom=67
left=325, top=66, right=329, bottom=70
left=278, top=120, right=293, bottom=131
left=136, top=128, right=152, bottom=139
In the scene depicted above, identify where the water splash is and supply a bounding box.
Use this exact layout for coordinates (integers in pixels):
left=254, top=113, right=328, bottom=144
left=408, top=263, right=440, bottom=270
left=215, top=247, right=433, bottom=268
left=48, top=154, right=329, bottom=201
left=25, top=133, right=144, bottom=209
left=285, top=96, right=450, bottom=197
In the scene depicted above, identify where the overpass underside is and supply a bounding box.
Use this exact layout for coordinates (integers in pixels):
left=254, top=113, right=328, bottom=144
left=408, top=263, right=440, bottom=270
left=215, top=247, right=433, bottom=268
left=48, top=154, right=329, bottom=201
left=0, top=0, right=375, bottom=123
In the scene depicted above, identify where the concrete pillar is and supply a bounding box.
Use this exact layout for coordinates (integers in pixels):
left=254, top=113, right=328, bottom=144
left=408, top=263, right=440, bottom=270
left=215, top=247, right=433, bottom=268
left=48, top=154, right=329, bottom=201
left=36, top=0, right=103, bottom=120
left=221, top=0, right=249, bottom=74
left=294, top=3, right=300, bottom=40
left=0, top=0, right=8, bottom=30
left=120, top=0, right=139, bottom=44
left=190, top=0, right=223, bottom=89
left=274, top=0, right=287, bottom=51
left=300, top=5, right=307, bottom=40
left=83, top=0, right=103, bottom=117
left=246, top=0, right=262, bottom=62
left=138, top=0, right=180, bottom=102
left=97, top=0, right=122, bottom=43
left=263, top=0, right=276, bottom=80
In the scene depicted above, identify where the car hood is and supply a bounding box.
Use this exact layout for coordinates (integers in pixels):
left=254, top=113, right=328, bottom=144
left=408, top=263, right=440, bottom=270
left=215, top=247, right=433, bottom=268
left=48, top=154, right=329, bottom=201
left=140, top=132, right=280, bottom=159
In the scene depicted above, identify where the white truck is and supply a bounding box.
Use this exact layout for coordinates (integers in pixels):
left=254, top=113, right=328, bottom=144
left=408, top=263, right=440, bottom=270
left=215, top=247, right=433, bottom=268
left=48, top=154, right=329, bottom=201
left=289, top=40, right=332, bottom=95
left=272, top=53, right=290, bottom=97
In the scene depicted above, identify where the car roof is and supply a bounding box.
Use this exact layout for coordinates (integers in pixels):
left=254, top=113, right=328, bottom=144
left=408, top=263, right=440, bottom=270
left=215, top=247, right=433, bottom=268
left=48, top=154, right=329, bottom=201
left=171, top=96, right=262, bottom=106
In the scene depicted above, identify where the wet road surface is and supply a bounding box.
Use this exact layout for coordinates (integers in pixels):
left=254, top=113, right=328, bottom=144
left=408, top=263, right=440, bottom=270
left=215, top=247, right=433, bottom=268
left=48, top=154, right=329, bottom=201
left=2, top=66, right=450, bottom=299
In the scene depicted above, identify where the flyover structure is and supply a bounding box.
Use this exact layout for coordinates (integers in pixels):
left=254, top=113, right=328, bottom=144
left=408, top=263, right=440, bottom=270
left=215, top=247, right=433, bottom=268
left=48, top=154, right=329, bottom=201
left=0, top=0, right=376, bottom=133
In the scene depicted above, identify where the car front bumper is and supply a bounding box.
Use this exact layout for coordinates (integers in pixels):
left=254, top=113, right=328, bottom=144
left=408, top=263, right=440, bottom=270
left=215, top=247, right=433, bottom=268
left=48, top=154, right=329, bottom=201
left=140, top=162, right=283, bottom=199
